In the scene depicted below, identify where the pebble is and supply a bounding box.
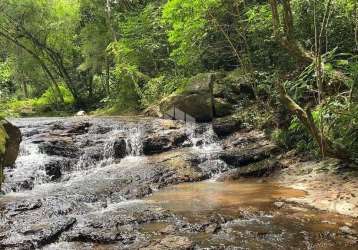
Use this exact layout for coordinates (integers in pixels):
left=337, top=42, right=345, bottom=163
left=339, top=226, right=357, bottom=236
left=274, top=202, right=285, bottom=209
left=205, top=223, right=220, bottom=234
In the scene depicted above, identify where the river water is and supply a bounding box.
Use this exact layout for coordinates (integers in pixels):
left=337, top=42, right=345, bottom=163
left=0, top=117, right=357, bottom=249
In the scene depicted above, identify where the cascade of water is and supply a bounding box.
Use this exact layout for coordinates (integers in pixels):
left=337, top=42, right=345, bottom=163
left=185, top=122, right=221, bottom=151
left=184, top=122, right=228, bottom=178
left=125, top=125, right=145, bottom=156
left=74, top=122, right=146, bottom=172
left=2, top=140, right=48, bottom=193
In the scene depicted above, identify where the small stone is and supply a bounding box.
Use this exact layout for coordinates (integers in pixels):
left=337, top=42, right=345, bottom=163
left=274, top=202, right=285, bottom=209
left=339, top=226, right=357, bottom=235
left=205, top=223, right=220, bottom=234
left=141, top=235, right=193, bottom=250
left=160, top=225, right=176, bottom=235
left=75, top=110, right=87, bottom=116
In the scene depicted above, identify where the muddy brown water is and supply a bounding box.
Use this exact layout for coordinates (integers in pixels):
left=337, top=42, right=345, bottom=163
left=143, top=180, right=358, bottom=249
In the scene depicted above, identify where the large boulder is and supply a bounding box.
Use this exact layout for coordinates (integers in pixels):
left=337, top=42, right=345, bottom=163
left=0, top=119, right=22, bottom=190
left=214, top=69, right=255, bottom=101
left=216, top=158, right=282, bottom=181
left=219, top=144, right=279, bottom=167
left=160, top=73, right=233, bottom=122
left=0, top=119, right=22, bottom=167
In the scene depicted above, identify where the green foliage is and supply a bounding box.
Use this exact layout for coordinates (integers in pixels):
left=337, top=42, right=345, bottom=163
left=141, top=75, right=188, bottom=107
left=117, top=2, right=172, bottom=76
left=163, top=0, right=241, bottom=71
left=1, top=84, right=74, bottom=117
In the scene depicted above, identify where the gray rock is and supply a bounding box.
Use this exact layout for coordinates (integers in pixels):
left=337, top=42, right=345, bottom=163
left=113, top=138, right=127, bottom=159
left=39, top=141, right=79, bottom=158
left=143, top=131, right=187, bottom=155
left=212, top=116, right=242, bottom=137
left=219, top=144, right=279, bottom=167
left=0, top=217, right=76, bottom=249
left=44, top=161, right=62, bottom=181
left=339, top=226, right=357, bottom=235
left=216, top=158, right=281, bottom=181
left=160, top=72, right=233, bottom=122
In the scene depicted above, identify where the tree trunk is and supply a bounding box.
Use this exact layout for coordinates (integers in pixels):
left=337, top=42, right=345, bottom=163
left=106, top=0, right=118, bottom=42
left=276, top=80, right=350, bottom=160
left=268, top=0, right=314, bottom=65
left=0, top=29, right=64, bottom=103
left=106, top=57, right=111, bottom=95
left=22, top=81, right=29, bottom=99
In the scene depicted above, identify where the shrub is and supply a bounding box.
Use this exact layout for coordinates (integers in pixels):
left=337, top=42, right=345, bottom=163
left=2, top=84, right=75, bottom=116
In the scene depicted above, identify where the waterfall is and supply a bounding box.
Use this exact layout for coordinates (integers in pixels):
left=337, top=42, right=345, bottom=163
left=3, top=117, right=228, bottom=195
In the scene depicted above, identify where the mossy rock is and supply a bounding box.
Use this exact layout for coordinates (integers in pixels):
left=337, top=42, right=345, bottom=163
left=0, top=121, right=8, bottom=156
left=160, top=72, right=233, bottom=122
left=160, top=73, right=216, bottom=122
left=212, top=115, right=243, bottom=137
left=1, top=121, right=22, bottom=166
left=214, top=98, right=234, bottom=117
left=221, top=69, right=255, bottom=99
left=0, top=118, right=22, bottom=190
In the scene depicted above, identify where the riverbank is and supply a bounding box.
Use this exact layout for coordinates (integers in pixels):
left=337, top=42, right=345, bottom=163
left=268, top=154, right=358, bottom=218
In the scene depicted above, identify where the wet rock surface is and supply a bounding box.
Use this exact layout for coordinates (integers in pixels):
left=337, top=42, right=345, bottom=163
left=0, top=117, right=357, bottom=249
left=212, top=116, right=242, bottom=137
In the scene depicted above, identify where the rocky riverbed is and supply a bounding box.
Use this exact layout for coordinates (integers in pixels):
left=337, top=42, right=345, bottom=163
left=0, top=117, right=357, bottom=249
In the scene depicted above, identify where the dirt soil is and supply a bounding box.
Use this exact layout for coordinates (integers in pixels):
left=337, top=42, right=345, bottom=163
left=269, top=152, right=358, bottom=218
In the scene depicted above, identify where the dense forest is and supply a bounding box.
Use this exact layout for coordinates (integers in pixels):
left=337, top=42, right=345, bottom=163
left=0, top=0, right=357, bottom=161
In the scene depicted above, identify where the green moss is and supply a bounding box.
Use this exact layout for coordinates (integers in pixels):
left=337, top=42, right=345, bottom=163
left=0, top=120, right=8, bottom=155
left=0, top=119, right=7, bottom=190
left=92, top=104, right=140, bottom=116
left=232, top=102, right=274, bottom=130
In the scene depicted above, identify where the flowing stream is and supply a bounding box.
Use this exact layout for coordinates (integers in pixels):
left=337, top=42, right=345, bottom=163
left=0, top=117, right=357, bottom=249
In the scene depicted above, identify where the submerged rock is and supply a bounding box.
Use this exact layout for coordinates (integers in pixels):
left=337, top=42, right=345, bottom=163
left=141, top=235, right=194, bottom=250
left=113, top=138, right=127, bottom=159
left=339, top=226, right=357, bottom=236
left=44, top=161, right=62, bottom=181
